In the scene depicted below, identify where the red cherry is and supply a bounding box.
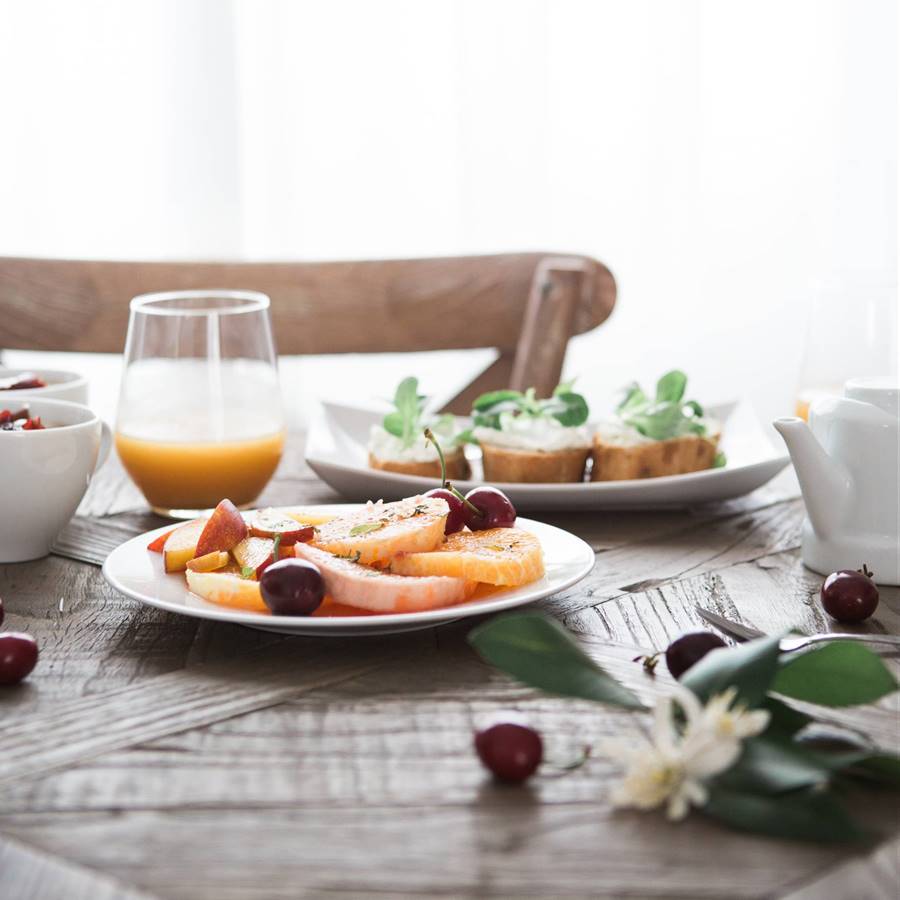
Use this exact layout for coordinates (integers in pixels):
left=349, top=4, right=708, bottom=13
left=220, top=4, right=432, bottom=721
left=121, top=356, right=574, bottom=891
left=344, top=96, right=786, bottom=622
left=424, top=488, right=466, bottom=534
left=463, top=486, right=517, bottom=530
left=821, top=568, right=879, bottom=623
left=665, top=632, right=726, bottom=679
left=475, top=722, right=542, bottom=782
left=0, top=633, right=38, bottom=685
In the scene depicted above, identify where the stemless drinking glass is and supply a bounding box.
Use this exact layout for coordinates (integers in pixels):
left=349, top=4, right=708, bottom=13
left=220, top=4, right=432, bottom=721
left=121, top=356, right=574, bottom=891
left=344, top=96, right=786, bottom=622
left=115, top=291, right=284, bottom=518
left=795, top=287, right=898, bottom=420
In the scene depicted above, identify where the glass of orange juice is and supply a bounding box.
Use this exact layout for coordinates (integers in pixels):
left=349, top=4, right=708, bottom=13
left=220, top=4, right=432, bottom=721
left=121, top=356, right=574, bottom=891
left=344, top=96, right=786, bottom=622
left=115, top=290, right=285, bottom=518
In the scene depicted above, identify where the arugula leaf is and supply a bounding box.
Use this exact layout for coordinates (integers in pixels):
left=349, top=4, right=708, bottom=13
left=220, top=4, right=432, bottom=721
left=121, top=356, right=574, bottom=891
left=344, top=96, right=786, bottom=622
left=616, top=383, right=647, bottom=414
left=387, top=376, right=425, bottom=448
left=472, top=389, right=524, bottom=412
left=468, top=612, right=645, bottom=710
left=471, top=383, right=590, bottom=430
left=550, top=390, right=589, bottom=427
left=655, top=369, right=687, bottom=403
left=615, top=370, right=708, bottom=442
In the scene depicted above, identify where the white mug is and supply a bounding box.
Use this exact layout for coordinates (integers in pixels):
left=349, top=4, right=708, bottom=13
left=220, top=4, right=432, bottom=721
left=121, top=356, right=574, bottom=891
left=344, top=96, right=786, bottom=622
left=0, top=398, right=111, bottom=563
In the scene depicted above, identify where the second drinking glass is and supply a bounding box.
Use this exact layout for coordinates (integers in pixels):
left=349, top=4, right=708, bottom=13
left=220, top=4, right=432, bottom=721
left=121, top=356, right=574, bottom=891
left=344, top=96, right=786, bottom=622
left=115, top=290, right=284, bottom=518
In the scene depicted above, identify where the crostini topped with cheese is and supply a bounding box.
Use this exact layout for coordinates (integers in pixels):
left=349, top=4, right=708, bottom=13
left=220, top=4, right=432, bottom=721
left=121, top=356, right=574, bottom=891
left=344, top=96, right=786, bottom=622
left=591, top=370, right=725, bottom=481
left=367, top=377, right=470, bottom=479
left=471, top=383, right=592, bottom=483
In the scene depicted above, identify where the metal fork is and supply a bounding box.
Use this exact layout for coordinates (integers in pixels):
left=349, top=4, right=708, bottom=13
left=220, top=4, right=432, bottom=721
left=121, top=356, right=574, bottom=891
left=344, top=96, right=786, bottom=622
left=695, top=605, right=900, bottom=654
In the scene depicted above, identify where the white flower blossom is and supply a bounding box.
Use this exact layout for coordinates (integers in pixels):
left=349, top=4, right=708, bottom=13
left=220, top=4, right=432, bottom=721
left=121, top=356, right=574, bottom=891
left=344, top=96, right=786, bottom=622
left=602, top=685, right=770, bottom=821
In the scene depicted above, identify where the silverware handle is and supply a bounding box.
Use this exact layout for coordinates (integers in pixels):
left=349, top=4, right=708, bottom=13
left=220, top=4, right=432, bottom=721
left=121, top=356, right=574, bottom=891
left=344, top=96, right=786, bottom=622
left=785, top=633, right=900, bottom=650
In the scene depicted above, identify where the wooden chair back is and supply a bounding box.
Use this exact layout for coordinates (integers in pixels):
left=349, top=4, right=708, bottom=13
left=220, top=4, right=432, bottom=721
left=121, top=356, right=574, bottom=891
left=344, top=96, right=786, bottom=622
left=0, top=253, right=615, bottom=411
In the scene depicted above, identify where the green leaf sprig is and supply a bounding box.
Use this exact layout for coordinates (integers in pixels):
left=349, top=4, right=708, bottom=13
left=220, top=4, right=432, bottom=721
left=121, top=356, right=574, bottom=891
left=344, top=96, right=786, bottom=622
left=616, top=370, right=710, bottom=442
left=381, top=376, right=465, bottom=449
left=468, top=612, right=899, bottom=843
left=471, top=381, right=589, bottom=431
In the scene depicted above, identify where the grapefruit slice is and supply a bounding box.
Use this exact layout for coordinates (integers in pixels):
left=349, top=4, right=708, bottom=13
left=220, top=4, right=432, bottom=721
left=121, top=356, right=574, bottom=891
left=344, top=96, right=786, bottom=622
left=390, top=528, right=544, bottom=586
left=311, top=496, right=449, bottom=567
left=185, top=570, right=267, bottom=613
left=294, top=542, right=473, bottom=612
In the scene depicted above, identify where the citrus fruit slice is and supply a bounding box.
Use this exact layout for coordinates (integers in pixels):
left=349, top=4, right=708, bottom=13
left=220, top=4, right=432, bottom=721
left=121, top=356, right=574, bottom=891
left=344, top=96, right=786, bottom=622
left=390, top=528, right=544, bottom=586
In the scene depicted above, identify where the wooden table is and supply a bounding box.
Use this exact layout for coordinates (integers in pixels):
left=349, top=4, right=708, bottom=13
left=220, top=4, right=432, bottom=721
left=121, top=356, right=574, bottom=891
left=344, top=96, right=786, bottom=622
left=1, top=433, right=898, bottom=899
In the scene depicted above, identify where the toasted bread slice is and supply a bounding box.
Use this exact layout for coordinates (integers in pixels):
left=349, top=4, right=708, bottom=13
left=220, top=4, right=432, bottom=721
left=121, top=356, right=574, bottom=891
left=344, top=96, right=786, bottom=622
left=311, top=495, right=449, bottom=567
left=368, top=448, right=470, bottom=480
left=590, top=430, right=719, bottom=481
left=480, top=444, right=590, bottom=483
left=391, top=527, right=544, bottom=586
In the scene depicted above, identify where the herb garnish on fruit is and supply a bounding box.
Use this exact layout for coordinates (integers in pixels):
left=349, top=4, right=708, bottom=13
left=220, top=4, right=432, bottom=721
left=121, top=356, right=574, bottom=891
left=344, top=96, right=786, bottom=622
left=471, top=381, right=589, bottom=431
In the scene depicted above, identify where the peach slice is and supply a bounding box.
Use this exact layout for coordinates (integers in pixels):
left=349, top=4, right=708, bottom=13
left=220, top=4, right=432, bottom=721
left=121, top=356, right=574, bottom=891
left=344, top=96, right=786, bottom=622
left=163, top=520, right=205, bottom=573
left=250, top=508, right=315, bottom=545
left=186, top=550, right=230, bottom=573
left=195, top=499, right=249, bottom=558
left=285, top=509, right=337, bottom=527
left=231, top=535, right=292, bottom=579
left=147, top=528, right=176, bottom=554
left=185, top=570, right=267, bottom=613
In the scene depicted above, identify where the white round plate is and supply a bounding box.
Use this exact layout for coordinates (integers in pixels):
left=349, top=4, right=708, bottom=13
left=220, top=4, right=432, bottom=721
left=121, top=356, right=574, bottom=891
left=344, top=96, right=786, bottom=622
left=305, top=400, right=790, bottom=511
left=102, top=506, right=595, bottom=636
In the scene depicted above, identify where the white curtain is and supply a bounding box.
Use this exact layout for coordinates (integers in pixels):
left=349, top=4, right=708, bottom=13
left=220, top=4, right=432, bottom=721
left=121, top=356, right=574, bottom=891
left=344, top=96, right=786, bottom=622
left=0, top=0, right=896, bottom=418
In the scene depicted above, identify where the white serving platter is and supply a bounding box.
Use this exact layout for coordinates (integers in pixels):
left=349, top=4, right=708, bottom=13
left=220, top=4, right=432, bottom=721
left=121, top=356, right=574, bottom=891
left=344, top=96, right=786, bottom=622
left=305, top=401, right=790, bottom=511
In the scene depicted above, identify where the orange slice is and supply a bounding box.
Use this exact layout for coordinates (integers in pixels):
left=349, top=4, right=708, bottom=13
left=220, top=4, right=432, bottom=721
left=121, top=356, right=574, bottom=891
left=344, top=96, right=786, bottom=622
left=185, top=570, right=267, bottom=612
left=390, top=528, right=544, bottom=586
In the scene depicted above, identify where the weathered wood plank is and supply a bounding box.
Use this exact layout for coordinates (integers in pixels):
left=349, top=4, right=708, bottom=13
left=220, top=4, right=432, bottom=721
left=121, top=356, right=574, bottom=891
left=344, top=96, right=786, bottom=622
left=782, top=836, right=900, bottom=899
left=544, top=498, right=803, bottom=620
left=3, top=800, right=895, bottom=900
left=0, top=638, right=395, bottom=785
left=0, top=832, right=155, bottom=900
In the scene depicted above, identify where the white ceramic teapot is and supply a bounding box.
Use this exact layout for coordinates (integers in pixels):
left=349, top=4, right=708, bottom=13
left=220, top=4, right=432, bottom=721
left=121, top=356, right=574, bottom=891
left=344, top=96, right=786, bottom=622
left=774, top=376, right=899, bottom=586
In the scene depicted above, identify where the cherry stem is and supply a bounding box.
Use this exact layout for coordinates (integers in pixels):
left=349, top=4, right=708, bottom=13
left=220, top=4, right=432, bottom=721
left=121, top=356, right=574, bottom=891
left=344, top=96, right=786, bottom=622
left=446, top=481, right=483, bottom=517
left=423, top=427, right=448, bottom=488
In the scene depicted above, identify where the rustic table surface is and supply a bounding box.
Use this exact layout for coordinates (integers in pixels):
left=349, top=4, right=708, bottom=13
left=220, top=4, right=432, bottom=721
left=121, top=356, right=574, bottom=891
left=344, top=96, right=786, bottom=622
left=1, top=432, right=898, bottom=900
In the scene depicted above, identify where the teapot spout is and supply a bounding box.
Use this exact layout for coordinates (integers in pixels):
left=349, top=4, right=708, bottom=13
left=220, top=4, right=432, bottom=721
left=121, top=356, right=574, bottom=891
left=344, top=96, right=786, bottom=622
left=773, top=417, right=852, bottom=539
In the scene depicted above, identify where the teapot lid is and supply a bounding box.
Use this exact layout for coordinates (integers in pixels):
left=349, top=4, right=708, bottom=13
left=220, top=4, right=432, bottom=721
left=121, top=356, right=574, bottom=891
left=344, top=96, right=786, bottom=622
left=845, top=376, right=899, bottom=417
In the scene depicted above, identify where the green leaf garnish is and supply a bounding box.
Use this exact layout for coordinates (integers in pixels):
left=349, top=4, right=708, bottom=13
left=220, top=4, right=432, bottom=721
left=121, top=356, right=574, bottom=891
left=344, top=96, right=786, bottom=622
left=655, top=370, right=687, bottom=403
left=382, top=377, right=467, bottom=448
left=470, top=382, right=590, bottom=430
left=703, top=784, right=868, bottom=843
left=680, top=634, right=783, bottom=707
left=383, top=376, right=425, bottom=449
left=615, top=370, right=708, bottom=441
left=772, top=642, right=899, bottom=707
left=240, top=565, right=255, bottom=578
left=713, top=451, right=727, bottom=468
left=348, top=521, right=387, bottom=537
left=468, top=612, right=645, bottom=710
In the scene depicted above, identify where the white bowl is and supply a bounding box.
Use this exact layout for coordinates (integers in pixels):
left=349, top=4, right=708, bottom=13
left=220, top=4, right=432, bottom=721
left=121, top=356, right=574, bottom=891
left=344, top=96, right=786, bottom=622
left=0, top=399, right=110, bottom=563
left=0, top=367, right=89, bottom=405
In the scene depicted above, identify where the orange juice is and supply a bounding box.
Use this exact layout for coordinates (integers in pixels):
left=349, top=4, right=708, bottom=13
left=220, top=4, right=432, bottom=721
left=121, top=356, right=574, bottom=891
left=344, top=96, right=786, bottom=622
left=795, top=387, right=842, bottom=421
left=115, top=430, right=284, bottom=512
